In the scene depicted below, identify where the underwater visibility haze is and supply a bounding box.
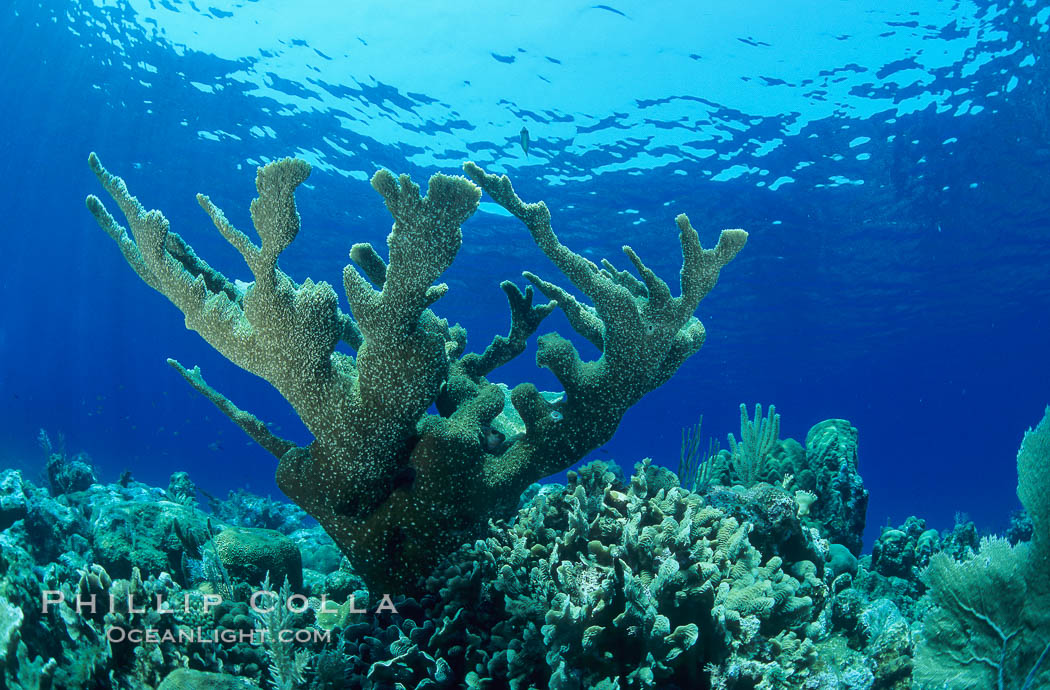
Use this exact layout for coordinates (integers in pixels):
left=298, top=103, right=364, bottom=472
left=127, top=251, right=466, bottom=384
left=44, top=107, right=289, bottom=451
left=0, top=0, right=1049, bottom=687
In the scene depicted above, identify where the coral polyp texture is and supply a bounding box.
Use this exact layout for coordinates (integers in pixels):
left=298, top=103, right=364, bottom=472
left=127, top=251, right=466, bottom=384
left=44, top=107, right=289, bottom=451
left=85, top=153, right=747, bottom=591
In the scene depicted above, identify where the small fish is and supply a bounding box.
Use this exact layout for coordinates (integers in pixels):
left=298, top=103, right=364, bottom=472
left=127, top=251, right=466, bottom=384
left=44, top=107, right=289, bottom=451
left=520, top=126, right=530, bottom=157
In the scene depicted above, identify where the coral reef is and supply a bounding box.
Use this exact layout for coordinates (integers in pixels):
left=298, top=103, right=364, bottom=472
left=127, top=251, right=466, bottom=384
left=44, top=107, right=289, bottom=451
left=92, top=499, right=211, bottom=582
left=86, top=153, right=747, bottom=590
left=869, top=517, right=940, bottom=581
left=39, top=429, right=97, bottom=496
left=0, top=459, right=316, bottom=689
left=416, top=459, right=832, bottom=688
left=708, top=413, right=869, bottom=555
left=298, top=456, right=902, bottom=689
left=208, top=488, right=306, bottom=534
left=7, top=406, right=1048, bottom=688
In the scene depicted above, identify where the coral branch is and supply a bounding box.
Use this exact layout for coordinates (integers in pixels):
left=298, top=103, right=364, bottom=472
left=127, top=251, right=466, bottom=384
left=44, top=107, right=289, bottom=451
left=167, top=359, right=296, bottom=460
left=461, top=282, right=555, bottom=377
left=463, top=161, right=747, bottom=486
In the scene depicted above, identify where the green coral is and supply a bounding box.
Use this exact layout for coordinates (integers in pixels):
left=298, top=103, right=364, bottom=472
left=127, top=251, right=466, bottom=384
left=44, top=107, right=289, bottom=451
left=86, top=153, right=746, bottom=591
left=252, top=574, right=310, bottom=690
left=363, top=460, right=830, bottom=689
left=727, top=403, right=781, bottom=487
left=915, top=407, right=1050, bottom=689
left=92, top=500, right=211, bottom=582
left=1018, top=406, right=1050, bottom=575
left=706, top=414, right=869, bottom=555
left=916, top=537, right=1049, bottom=689
left=677, top=415, right=720, bottom=493
left=157, top=668, right=259, bottom=689
left=213, top=527, right=303, bottom=591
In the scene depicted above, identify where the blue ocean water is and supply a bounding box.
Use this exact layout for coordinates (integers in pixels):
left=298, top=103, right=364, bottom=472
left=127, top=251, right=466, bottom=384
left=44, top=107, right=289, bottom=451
left=1, top=0, right=1047, bottom=553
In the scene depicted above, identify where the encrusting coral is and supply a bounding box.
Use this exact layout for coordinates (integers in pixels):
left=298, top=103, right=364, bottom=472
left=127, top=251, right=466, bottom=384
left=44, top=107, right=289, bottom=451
left=85, top=153, right=747, bottom=591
